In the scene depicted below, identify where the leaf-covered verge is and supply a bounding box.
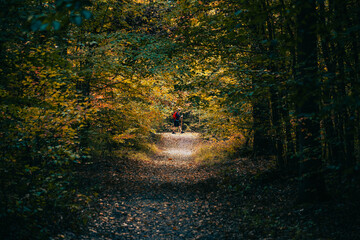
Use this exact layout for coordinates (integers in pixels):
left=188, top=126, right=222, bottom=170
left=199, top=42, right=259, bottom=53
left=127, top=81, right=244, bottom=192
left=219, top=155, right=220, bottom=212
left=216, top=158, right=360, bottom=239
left=193, top=136, right=360, bottom=239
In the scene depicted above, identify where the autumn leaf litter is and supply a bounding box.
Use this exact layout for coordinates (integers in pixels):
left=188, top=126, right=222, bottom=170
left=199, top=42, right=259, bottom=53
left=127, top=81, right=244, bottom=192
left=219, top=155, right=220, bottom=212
left=60, top=133, right=241, bottom=239
left=57, top=133, right=360, bottom=240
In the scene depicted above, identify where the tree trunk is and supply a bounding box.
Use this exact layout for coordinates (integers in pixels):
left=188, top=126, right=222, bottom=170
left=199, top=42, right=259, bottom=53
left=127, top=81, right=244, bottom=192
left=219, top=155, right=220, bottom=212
left=252, top=91, right=274, bottom=157
left=333, top=0, right=356, bottom=169
left=295, top=0, right=327, bottom=202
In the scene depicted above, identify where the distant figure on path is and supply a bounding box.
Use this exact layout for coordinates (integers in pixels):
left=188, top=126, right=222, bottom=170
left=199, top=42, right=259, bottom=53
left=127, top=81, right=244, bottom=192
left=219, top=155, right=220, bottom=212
left=172, top=108, right=184, bottom=134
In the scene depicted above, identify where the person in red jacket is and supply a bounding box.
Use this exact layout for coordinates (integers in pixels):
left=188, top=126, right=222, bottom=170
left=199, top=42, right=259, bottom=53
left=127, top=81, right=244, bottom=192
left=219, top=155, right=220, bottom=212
left=172, top=109, right=183, bottom=134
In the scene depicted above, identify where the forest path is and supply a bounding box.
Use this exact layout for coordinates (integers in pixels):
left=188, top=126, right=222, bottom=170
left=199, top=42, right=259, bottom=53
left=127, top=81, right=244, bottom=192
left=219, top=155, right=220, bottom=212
left=77, top=133, right=240, bottom=239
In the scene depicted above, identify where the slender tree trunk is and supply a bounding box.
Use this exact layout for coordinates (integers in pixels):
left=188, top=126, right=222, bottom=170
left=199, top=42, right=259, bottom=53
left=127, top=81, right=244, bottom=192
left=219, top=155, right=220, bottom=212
left=296, top=0, right=327, bottom=202
left=265, top=0, right=285, bottom=168
left=250, top=0, right=275, bottom=158
left=270, top=87, right=285, bottom=168
left=318, top=0, right=343, bottom=166
left=252, top=89, right=273, bottom=157
left=280, top=94, right=297, bottom=172
left=333, top=0, right=356, bottom=169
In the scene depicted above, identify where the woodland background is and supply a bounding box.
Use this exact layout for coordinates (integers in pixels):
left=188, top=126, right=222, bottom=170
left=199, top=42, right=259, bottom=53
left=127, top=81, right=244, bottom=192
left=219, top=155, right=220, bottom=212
left=1, top=0, right=359, bottom=239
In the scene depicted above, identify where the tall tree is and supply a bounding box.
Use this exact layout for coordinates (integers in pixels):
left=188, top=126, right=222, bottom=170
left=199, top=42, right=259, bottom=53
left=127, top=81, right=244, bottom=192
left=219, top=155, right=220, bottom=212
left=295, top=0, right=327, bottom=202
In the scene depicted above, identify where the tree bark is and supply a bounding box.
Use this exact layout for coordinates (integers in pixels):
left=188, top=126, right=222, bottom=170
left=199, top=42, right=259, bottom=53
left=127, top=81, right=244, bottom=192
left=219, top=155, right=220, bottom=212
left=252, top=90, right=274, bottom=157
left=295, top=0, right=327, bottom=202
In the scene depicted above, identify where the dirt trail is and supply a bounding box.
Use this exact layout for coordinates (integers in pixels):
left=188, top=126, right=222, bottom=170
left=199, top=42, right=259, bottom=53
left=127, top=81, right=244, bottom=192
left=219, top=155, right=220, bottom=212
left=76, top=133, right=240, bottom=240
left=65, top=132, right=360, bottom=240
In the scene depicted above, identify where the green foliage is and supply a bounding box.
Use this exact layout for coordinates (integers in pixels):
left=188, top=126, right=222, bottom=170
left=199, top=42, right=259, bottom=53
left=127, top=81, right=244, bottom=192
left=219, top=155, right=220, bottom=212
left=0, top=0, right=174, bottom=238
left=0, top=37, right=93, bottom=238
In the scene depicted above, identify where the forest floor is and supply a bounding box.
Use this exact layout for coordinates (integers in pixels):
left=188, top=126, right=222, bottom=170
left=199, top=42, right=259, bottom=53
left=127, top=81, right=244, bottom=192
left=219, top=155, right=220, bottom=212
left=59, top=133, right=360, bottom=240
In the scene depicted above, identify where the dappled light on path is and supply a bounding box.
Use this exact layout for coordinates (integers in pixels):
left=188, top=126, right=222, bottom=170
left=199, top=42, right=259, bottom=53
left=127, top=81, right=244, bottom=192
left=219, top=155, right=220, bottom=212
left=157, top=132, right=199, bottom=166
left=163, top=148, right=193, bottom=157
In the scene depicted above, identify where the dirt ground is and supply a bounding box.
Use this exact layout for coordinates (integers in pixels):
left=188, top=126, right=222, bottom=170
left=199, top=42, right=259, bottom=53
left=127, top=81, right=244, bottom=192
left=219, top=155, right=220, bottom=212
left=58, top=133, right=360, bottom=240
left=67, top=133, right=241, bottom=239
